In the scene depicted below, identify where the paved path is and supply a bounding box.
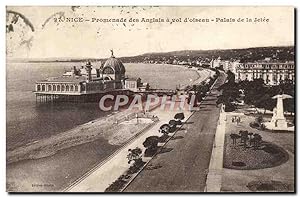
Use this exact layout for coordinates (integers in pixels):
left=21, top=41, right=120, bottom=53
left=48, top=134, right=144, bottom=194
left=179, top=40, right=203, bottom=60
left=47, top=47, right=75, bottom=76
left=66, top=108, right=193, bottom=192
left=64, top=69, right=213, bottom=192
left=124, top=72, right=226, bottom=192
left=205, top=109, right=228, bottom=192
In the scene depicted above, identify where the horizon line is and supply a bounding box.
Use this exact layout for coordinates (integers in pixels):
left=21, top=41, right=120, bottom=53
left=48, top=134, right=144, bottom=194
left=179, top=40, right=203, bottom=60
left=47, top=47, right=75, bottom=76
left=7, top=44, right=294, bottom=61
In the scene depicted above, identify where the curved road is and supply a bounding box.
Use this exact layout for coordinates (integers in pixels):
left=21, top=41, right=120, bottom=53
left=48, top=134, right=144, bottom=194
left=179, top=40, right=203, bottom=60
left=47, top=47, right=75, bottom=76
left=124, top=72, right=226, bottom=192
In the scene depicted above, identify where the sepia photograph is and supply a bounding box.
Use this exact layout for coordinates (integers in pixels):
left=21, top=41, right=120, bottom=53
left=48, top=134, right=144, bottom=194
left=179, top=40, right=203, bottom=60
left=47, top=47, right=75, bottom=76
left=5, top=6, right=295, bottom=193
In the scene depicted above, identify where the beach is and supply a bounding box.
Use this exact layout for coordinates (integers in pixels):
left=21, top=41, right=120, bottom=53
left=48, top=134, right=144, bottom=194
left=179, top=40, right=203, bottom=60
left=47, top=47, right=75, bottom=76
left=6, top=62, right=212, bottom=192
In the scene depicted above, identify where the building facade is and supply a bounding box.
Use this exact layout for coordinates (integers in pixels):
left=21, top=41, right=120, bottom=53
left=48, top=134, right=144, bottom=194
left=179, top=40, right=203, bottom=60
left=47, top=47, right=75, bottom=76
left=235, top=61, right=295, bottom=85
left=35, top=51, right=126, bottom=95
left=210, top=57, right=222, bottom=68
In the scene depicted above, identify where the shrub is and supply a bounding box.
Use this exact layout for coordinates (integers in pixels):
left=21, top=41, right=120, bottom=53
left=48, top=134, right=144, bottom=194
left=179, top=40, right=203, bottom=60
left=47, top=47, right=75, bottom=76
left=105, top=176, right=127, bottom=192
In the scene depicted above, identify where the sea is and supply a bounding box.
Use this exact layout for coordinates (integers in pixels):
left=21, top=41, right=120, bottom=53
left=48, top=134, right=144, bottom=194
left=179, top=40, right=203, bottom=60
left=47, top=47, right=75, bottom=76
left=6, top=62, right=199, bottom=151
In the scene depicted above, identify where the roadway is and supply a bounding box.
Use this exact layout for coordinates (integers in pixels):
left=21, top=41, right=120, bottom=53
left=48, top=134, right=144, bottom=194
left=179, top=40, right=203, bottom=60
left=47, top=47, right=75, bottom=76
left=124, top=72, right=226, bottom=192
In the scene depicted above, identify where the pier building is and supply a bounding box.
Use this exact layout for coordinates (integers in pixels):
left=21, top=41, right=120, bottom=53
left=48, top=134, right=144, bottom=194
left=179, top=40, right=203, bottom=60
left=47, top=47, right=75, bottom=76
left=34, top=51, right=129, bottom=102
left=34, top=50, right=175, bottom=103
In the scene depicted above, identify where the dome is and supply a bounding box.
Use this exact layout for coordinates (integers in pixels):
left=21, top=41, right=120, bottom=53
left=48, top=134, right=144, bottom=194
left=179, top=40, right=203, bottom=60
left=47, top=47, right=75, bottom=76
left=103, top=50, right=125, bottom=74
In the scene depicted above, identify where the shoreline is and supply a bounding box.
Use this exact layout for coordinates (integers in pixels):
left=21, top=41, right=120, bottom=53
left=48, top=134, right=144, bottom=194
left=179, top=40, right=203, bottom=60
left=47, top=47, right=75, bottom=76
left=7, top=66, right=208, bottom=163
left=7, top=106, right=159, bottom=164
left=7, top=65, right=213, bottom=192
left=8, top=63, right=207, bottom=153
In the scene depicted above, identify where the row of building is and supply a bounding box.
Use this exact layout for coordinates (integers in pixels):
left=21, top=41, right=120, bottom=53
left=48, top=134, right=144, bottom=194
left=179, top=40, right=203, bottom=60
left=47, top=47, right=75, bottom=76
left=35, top=51, right=294, bottom=100
left=210, top=57, right=295, bottom=85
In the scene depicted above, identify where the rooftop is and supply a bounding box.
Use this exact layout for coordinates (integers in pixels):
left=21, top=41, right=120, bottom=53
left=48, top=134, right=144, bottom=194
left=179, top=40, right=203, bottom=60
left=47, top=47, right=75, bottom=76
left=37, top=76, right=87, bottom=83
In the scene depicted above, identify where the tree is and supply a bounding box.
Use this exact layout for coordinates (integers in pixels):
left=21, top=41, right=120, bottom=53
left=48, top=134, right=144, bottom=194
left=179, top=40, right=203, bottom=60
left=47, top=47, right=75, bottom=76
left=143, top=136, right=159, bottom=150
left=169, top=120, right=177, bottom=132
left=159, top=124, right=171, bottom=135
left=252, top=134, right=262, bottom=149
left=143, top=136, right=160, bottom=157
left=284, top=98, right=295, bottom=115
left=169, top=119, right=176, bottom=127
left=241, top=79, right=266, bottom=106
left=248, top=132, right=254, bottom=145
left=230, top=133, right=240, bottom=146
left=253, top=93, right=274, bottom=114
left=216, top=80, right=240, bottom=112
left=127, top=147, right=143, bottom=165
left=226, top=70, right=235, bottom=83
left=239, top=130, right=249, bottom=148
left=174, top=113, right=185, bottom=121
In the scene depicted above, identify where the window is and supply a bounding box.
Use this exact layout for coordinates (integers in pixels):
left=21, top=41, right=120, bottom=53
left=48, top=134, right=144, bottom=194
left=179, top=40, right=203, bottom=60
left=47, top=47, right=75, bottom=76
left=103, top=67, right=115, bottom=74
left=75, top=85, right=78, bottom=92
left=37, top=85, right=41, bottom=91
left=42, top=85, right=45, bottom=91
left=70, top=85, right=74, bottom=92
left=62, top=85, right=65, bottom=91
left=66, top=85, right=70, bottom=92
left=48, top=85, right=52, bottom=91
left=53, top=85, right=56, bottom=91
left=57, top=85, right=61, bottom=91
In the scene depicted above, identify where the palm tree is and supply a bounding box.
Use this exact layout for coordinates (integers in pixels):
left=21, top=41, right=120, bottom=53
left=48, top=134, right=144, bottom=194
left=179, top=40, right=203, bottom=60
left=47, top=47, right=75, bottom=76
left=248, top=132, right=254, bottom=145
left=230, top=133, right=240, bottom=146
left=253, top=134, right=262, bottom=149
left=239, top=130, right=249, bottom=148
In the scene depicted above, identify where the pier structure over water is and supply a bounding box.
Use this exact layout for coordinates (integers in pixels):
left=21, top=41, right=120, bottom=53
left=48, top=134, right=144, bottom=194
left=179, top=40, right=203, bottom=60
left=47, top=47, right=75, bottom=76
left=34, top=51, right=178, bottom=103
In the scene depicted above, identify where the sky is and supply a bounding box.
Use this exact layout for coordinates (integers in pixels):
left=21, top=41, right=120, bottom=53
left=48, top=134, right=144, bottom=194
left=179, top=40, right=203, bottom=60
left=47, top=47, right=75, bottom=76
left=6, top=6, right=295, bottom=59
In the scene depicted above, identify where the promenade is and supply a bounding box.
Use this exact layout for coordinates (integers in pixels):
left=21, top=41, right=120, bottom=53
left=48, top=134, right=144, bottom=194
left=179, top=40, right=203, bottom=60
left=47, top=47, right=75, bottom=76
left=124, top=72, right=226, bottom=192
left=66, top=68, right=214, bottom=192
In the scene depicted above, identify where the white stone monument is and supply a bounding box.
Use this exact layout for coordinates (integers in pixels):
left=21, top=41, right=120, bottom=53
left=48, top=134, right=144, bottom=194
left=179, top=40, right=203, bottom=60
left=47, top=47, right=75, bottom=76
left=266, top=94, right=293, bottom=130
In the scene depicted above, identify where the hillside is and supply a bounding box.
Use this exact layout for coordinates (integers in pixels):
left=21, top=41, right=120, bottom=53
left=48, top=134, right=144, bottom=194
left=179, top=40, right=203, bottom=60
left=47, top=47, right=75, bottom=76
left=119, top=46, right=294, bottom=63
left=7, top=46, right=294, bottom=64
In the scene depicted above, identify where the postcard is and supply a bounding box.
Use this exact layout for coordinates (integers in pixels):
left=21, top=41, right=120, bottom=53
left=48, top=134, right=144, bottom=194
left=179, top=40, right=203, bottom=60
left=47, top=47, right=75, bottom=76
left=6, top=6, right=295, bottom=192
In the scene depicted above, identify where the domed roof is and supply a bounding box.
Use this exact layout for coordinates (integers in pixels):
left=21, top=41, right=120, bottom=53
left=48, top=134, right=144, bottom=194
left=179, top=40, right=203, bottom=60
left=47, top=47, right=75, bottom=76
left=103, top=50, right=125, bottom=74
